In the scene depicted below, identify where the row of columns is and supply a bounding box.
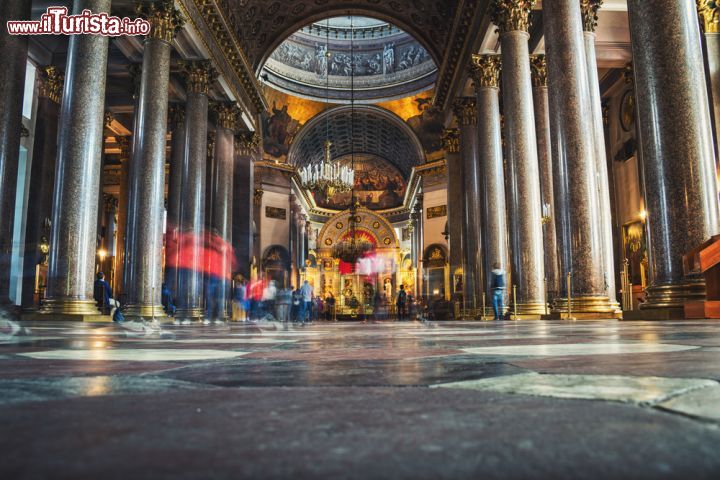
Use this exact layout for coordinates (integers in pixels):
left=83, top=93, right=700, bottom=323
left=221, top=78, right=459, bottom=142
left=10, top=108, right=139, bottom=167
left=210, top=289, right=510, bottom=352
left=443, top=0, right=719, bottom=318
left=0, top=0, right=256, bottom=321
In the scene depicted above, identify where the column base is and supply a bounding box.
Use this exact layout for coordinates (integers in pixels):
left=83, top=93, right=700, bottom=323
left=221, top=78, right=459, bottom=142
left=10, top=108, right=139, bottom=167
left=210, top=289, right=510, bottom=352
left=21, top=312, right=112, bottom=323
left=40, top=298, right=101, bottom=316
left=641, top=280, right=705, bottom=310
left=507, top=302, right=548, bottom=319
left=123, top=303, right=167, bottom=321
left=551, top=295, right=620, bottom=315
left=174, top=307, right=205, bottom=321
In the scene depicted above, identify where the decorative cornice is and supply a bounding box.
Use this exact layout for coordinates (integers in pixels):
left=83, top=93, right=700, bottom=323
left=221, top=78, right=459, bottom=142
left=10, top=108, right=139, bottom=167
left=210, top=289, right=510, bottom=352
left=168, top=103, right=185, bottom=127
left=183, top=60, right=216, bottom=95
left=136, top=0, right=184, bottom=43
left=180, top=0, right=266, bottom=113
left=415, top=159, right=447, bottom=177
left=580, top=0, right=603, bottom=33
left=213, top=103, right=240, bottom=131
left=235, top=131, right=261, bottom=155
left=434, top=0, right=484, bottom=111
left=441, top=128, right=461, bottom=154
left=698, top=0, right=720, bottom=33
left=529, top=54, right=547, bottom=87
left=452, top=97, right=477, bottom=126
left=37, top=66, right=63, bottom=103
left=469, top=54, right=502, bottom=89
left=490, top=0, right=536, bottom=34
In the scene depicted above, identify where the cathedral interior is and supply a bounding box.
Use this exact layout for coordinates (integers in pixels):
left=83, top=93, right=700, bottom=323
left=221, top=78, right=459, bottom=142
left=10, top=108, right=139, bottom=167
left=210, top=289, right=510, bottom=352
left=1, top=0, right=720, bottom=478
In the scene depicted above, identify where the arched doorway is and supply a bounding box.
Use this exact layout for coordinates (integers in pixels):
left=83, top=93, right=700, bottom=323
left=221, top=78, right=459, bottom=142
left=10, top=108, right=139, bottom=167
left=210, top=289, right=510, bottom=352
left=261, top=245, right=291, bottom=288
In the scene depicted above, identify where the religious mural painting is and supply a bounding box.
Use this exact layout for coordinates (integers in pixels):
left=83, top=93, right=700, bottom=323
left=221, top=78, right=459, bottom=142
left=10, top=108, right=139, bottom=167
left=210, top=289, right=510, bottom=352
left=312, top=154, right=407, bottom=211
left=406, top=96, right=444, bottom=153
left=262, top=101, right=302, bottom=159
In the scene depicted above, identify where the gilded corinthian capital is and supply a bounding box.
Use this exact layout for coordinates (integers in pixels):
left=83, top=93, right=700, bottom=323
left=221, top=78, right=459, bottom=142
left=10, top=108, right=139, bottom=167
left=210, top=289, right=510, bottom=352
left=529, top=54, right=547, bottom=87
left=37, top=66, right=64, bottom=103
left=183, top=60, right=217, bottom=95
left=441, top=128, right=461, bottom=153
left=580, top=0, right=603, bottom=32
left=698, top=0, right=719, bottom=33
left=214, top=103, right=240, bottom=131
left=468, top=54, right=502, bottom=89
left=490, top=0, right=536, bottom=34
left=452, top=97, right=477, bottom=126
left=235, top=132, right=261, bottom=155
left=136, top=0, right=185, bottom=43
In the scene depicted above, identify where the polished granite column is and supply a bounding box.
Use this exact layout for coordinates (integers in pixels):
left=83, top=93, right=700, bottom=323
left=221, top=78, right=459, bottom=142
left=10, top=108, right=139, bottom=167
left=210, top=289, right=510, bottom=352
left=0, top=0, right=32, bottom=309
left=123, top=2, right=182, bottom=320
left=544, top=0, right=613, bottom=315
left=207, top=103, right=238, bottom=320
left=582, top=0, right=619, bottom=309
left=627, top=0, right=720, bottom=310
left=529, top=55, right=559, bottom=304
left=453, top=97, right=482, bottom=311
left=20, top=67, right=63, bottom=311
left=233, top=133, right=259, bottom=279
left=41, top=0, right=111, bottom=317
left=491, top=0, right=546, bottom=317
left=165, top=104, right=185, bottom=296
left=175, top=61, right=214, bottom=321
left=441, top=128, right=465, bottom=294
left=698, top=1, right=720, bottom=157
left=414, top=195, right=424, bottom=297
left=468, top=55, right=510, bottom=314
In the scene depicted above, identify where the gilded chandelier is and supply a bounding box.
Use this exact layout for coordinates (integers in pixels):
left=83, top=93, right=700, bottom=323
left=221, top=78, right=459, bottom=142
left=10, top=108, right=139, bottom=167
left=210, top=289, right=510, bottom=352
left=331, top=202, right=374, bottom=264
left=299, top=140, right=354, bottom=197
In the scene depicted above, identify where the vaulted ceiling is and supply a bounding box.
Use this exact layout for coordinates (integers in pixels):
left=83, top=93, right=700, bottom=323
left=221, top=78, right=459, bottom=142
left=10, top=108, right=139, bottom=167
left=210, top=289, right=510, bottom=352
left=219, top=0, right=460, bottom=71
left=288, top=105, right=424, bottom=177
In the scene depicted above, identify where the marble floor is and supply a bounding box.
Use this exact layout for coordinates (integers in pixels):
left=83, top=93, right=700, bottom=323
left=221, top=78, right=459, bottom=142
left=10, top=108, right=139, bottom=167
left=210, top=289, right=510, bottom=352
left=1, top=318, right=720, bottom=479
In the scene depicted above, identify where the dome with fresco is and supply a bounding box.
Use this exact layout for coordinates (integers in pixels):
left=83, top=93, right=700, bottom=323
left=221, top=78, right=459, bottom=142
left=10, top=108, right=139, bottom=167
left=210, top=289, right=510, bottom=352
left=260, top=16, right=437, bottom=102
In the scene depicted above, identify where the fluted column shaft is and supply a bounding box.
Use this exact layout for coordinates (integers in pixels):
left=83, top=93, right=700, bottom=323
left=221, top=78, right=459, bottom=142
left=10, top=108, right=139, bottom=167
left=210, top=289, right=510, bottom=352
left=530, top=56, right=559, bottom=303
left=43, top=0, right=111, bottom=315
left=454, top=98, right=483, bottom=310
left=544, top=0, right=612, bottom=313
left=175, top=62, right=212, bottom=320
left=441, top=129, right=464, bottom=295
left=698, top=2, right=720, bottom=157
left=165, top=105, right=185, bottom=296
left=492, top=2, right=546, bottom=316
left=124, top=5, right=180, bottom=319
left=470, top=55, right=511, bottom=313
left=582, top=1, right=618, bottom=307
left=0, top=0, right=31, bottom=306
left=21, top=67, right=63, bottom=310
left=627, top=0, right=720, bottom=309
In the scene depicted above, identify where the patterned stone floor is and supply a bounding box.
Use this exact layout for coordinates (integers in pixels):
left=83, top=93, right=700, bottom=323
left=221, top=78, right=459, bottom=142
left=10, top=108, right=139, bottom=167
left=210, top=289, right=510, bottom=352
left=1, top=318, right=720, bottom=479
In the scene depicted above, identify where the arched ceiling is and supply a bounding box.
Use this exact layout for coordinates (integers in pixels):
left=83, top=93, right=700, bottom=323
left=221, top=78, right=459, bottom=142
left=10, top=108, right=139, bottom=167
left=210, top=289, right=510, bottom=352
left=220, top=0, right=459, bottom=71
left=288, top=105, right=424, bottom=177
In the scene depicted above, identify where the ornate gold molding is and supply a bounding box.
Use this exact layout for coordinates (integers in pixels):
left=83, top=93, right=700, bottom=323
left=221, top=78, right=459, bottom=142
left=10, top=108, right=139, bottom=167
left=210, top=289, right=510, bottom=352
left=104, top=111, right=115, bottom=130
left=117, top=136, right=131, bottom=162
left=441, top=129, right=461, bottom=154
left=529, top=54, right=547, bottom=87
left=136, top=0, right=184, bottom=43
left=183, top=60, right=216, bottom=95
left=624, top=62, right=634, bottom=85
left=214, top=103, right=239, bottom=131
left=452, top=97, right=477, bottom=126
left=580, top=0, right=603, bottom=33
left=698, top=0, right=720, bottom=33
left=235, top=131, right=261, bottom=155
left=469, top=54, right=502, bottom=89
left=253, top=188, right=264, bottom=206
left=490, top=0, right=536, bottom=34
left=37, top=66, right=63, bottom=103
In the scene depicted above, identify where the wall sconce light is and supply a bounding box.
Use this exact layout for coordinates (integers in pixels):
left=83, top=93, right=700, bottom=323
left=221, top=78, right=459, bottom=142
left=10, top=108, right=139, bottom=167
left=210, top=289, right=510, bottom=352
left=97, top=249, right=108, bottom=262
left=638, top=209, right=647, bottom=221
